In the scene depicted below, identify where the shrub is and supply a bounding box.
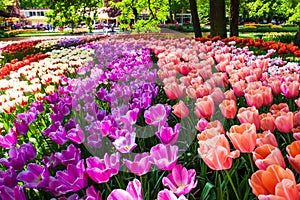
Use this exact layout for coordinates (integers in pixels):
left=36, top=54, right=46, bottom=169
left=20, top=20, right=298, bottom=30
left=262, top=32, right=296, bottom=43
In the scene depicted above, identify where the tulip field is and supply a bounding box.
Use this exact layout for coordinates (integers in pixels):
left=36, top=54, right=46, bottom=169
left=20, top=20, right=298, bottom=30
left=0, top=33, right=300, bottom=200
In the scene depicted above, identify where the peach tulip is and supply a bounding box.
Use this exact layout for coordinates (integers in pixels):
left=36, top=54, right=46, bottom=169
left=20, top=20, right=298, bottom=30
left=172, top=100, right=189, bottom=118
left=198, top=134, right=240, bottom=170
left=260, top=86, right=273, bottom=106
left=232, top=80, right=247, bottom=97
left=293, top=126, right=300, bottom=140
left=270, top=103, right=289, bottom=115
left=206, top=120, right=225, bottom=134
left=294, top=111, right=300, bottom=127
left=256, top=131, right=278, bottom=147
left=244, top=89, right=264, bottom=109
left=249, top=164, right=300, bottom=199
left=286, top=141, right=300, bottom=174
left=259, top=113, right=276, bottom=132
left=210, top=87, right=225, bottom=104
left=164, top=82, right=186, bottom=100
left=274, top=111, right=294, bottom=133
left=253, top=144, right=286, bottom=170
left=219, top=99, right=237, bottom=119
left=267, top=79, right=282, bottom=95
left=224, top=89, right=236, bottom=101
left=194, top=96, right=214, bottom=120
left=227, top=123, right=257, bottom=152
left=237, top=106, right=260, bottom=130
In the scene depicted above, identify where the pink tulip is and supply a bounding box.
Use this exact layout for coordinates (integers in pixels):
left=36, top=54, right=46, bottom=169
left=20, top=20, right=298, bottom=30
left=281, top=81, right=299, bottom=98
left=295, top=98, right=300, bottom=108
left=244, top=89, right=264, bottom=109
left=144, top=104, right=168, bottom=127
left=150, top=144, right=178, bottom=170
left=157, top=189, right=188, bottom=200
left=195, top=118, right=209, bottom=132
left=107, top=179, right=142, bottom=200
left=156, top=124, right=180, bottom=145
left=206, top=120, right=225, bottom=134
left=232, top=80, right=247, bottom=97
left=123, top=152, right=151, bottom=176
left=162, top=164, right=197, bottom=196
left=224, top=89, right=236, bottom=101
left=219, top=99, right=237, bottom=119
left=172, top=100, right=189, bottom=118
left=210, top=87, right=225, bottom=104
left=270, top=103, right=289, bottom=115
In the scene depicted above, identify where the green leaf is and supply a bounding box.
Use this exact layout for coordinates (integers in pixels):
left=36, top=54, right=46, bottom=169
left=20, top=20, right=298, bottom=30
left=201, top=182, right=214, bottom=200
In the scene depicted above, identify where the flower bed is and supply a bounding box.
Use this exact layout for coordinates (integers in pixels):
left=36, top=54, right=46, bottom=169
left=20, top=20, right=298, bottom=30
left=0, top=35, right=300, bottom=200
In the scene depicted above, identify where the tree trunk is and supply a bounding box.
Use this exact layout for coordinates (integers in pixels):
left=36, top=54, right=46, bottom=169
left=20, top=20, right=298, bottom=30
left=229, top=0, right=239, bottom=37
left=189, top=0, right=202, bottom=38
left=294, top=25, right=300, bottom=47
left=132, top=7, right=138, bottom=23
left=210, top=0, right=227, bottom=38
left=169, top=0, right=173, bottom=23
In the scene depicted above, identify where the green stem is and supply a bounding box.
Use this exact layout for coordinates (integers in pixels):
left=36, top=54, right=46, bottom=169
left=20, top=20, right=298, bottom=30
left=224, top=170, right=240, bottom=200
left=105, top=182, right=112, bottom=193
left=247, top=153, right=255, bottom=173
left=114, top=175, right=122, bottom=189
left=287, top=132, right=292, bottom=144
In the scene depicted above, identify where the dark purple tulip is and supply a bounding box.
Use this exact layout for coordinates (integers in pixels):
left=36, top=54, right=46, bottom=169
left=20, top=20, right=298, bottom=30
left=0, top=167, right=17, bottom=188
left=30, top=101, right=44, bottom=114
left=13, top=120, right=28, bottom=135
left=42, top=153, right=60, bottom=169
left=0, top=143, right=36, bottom=170
left=96, top=88, right=108, bottom=100
left=65, top=118, right=76, bottom=131
left=50, top=112, right=64, bottom=123
left=17, top=163, right=49, bottom=188
left=67, top=124, right=85, bottom=144
left=54, top=144, right=81, bottom=166
left=45, top=91, right=59, bottom=104
left=96, top=110, right=106, bottom=121
left=51, top=160, right=88, bottom=195
left=0, top=185, right=26, bottom=200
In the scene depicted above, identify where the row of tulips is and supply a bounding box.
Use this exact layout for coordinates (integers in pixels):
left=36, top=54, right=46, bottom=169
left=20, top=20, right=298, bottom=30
left=196, top=36, right=300, bottom=58
left=1, top=34, right=300, bottom=200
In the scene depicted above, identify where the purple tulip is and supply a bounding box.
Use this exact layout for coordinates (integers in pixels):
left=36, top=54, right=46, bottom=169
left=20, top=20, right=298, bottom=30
left=56, top=194, right=80, bottom=200
left=49, top=160, right=88, bottom=195
left=67, top=124, right=85, bottom=144
left=123, top=152, right=151, bottom=176
left=54, top=144, right=81, bottom=166
left=162, top=164, right=197, bottom=196
left=42, top=153, right=60, bottom=169
left=156, top=123, right=180, bottom=145
left=0, top=167, right=17, bottom=188
left=150, top=144, right=178, bottom=171
left=119, top=108, right=139, bottom=130
left=107, top=179, right=142, bottom=200
left=65, top=118, right=76, bottom=131
left=0, top=143, right=36, bottom=170
left=0, top=128, right=17, bottom=148
left=86, top=152, right=120, bottom=183
left=45, top=91, right=59, bottom=104
left=85, top=185, right=102, bottom=200
left=144, top=104, right=169, bottom=127
left=42, top=121, right=68, bottom=145
left=113, top=132, right=137, bottom=153
left=0, top=185, right=26, bottom=200
left=30, top=101, right=44, bottom=114
left=87, top=133, right=102, bottom=148
left=157, top=189, right=188, bottom=200
left=17, top=163, right=50, bottom=188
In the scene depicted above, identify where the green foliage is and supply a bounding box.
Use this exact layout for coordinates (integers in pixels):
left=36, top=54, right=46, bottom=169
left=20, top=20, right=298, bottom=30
left=111, top=0, right=169, bottom=31
left=262, top=32, right=296, bottom=43
left=288, top=3, right=300, bottom=24
left=196, top=0, right=209, bottom=24
left=0, top=0, right=10, bottom=11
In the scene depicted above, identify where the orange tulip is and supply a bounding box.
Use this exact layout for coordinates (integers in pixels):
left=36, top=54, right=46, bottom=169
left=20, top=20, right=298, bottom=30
left=259, top=113, right=276, bottom=132
left=256, top=131, right=278, bottom=147
left=253, top=144, right=286, bottom=170
left=219, top=99, right=237, bottom=119
left=198, top=134, right=240, bottom=170
left=274, top=111, right=294, bottom=133
left=286, top=141, right=300, bottom=174
left=249, top=164, right=300, bottom=199
left=227, top=123, right=256, bottom=152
